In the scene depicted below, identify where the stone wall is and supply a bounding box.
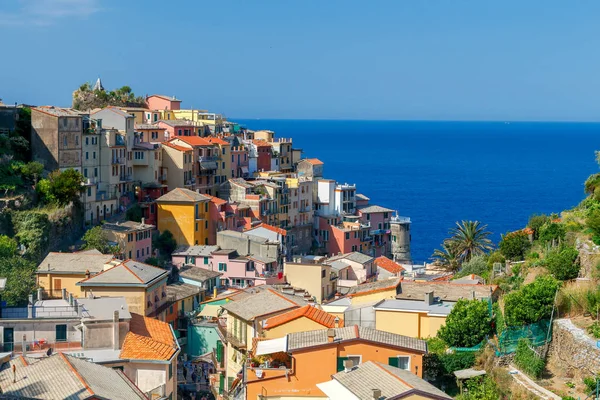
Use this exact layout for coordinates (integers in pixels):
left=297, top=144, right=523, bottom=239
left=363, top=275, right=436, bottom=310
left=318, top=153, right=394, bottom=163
left=576, top=239, right=600, bottom=279
left=548, top=318, right=600, bottom=379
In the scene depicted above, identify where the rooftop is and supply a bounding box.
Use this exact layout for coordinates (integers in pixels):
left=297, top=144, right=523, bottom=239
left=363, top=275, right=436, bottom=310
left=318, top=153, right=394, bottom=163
left=0, top=353, right=146, bottom=399
left=374, top=256, right=405, bottom=274
left=263, top=305, right=340, bottom=330
left=452, top=274, right=486, bottom=285
left=166, top=281, right=203, bottom=302
left=77, top=260, right=168, bottom=287
left=36, top=251, right=114, bottom=275
left=247, top=223, right=288, bottom=237
left=172, top=244, right=219, bottom=257
left=179, top=265, right=222, bottom=282
left=346, top=277, right=401, bottom=297
left=396, top=281, right=498, bottom=302
left=373, top=299, right=454, bottom=317
left=322, top=361, right=451, bottom=400
left=326, top=252, right=374, bottom=265
left=120, top=313, right=178, bottom=361
left=102, top=220, right=154, bottom=233
left=287, top=326, right=427, bottom=353
left=135, top=123, right=162, bottom=130
left=156, top=187, right=211, bottom=203
left=75, top=296, right=131, bottom=320
left=172, top=136, right=214, bottom=146
left=355, top=193, right=370, bottom=201
left=301, top=158, right=324, bottom=166
left=357, top=204, right=395, bottom=214
left=221, top=289, right=306, bottom=321
left=148, top=94, right=181, bottom=102
left=162, top=142, right=192, bottom=152
left=92, top=106, right=132, bottom=119
left=33, top=106, right=81, bottom=117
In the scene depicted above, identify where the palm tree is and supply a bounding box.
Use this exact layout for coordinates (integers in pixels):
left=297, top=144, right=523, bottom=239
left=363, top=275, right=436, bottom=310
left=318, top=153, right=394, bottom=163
left=447, top=220, right=493, bottom=262
left=431, top=241, right=461, bottom=272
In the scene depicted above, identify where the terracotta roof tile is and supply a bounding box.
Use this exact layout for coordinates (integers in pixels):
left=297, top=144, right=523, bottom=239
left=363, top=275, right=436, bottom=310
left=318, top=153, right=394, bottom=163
left=206, top=137, right=229, bottom=146
left=303, top=158, right=324, bottom=165
left=163, top=142, right=192, bottom=152
left=252, top=140, right=272, bottom=148
left=249, top=223, right=287, bottom=236
left=204, top=194, right=228, bottom=206
left=374, top=256, right=405, bottom=274
left=120, top=313, right=177, bottom=361
left=172, top=136, right=213, bottom=146
left=263, top=305, right=341, bottom=330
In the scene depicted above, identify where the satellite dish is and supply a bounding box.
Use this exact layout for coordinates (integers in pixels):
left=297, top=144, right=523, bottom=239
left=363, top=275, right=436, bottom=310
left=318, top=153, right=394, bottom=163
left=46, top=348, right=53, bottom=357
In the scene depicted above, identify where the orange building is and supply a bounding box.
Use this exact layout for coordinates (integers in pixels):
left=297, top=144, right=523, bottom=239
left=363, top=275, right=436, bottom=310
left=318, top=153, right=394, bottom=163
left=244, top=326, right=427, bottom=400
left=261, top=305, right=342, bottom=339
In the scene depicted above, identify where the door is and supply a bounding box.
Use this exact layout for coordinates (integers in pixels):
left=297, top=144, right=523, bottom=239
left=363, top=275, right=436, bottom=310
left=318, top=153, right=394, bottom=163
left=54, top=279, right=62, bottom=291
left=3, top=328, right=14, bottom=351
left=55, top=324, right=67, bottom=342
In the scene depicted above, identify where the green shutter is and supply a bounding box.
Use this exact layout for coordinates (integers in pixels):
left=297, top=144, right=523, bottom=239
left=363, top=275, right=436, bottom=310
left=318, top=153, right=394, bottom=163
left=219, top=373, right=224, bottom=394
left=388, top=357, right=399, bottom=368
left=216, top=340, right=223, bottom=363
left=337, top=357, right=349, bottom=372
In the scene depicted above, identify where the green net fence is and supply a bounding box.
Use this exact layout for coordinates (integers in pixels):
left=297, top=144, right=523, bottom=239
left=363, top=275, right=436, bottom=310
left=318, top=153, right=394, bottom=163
left=495, top=319, right=551, bottom=356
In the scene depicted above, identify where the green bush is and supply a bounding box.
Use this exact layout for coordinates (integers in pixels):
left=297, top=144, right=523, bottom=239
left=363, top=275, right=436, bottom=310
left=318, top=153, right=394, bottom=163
left=499, top=230, right=531, bottom=261
left=514, top=338, right=545, bottom=378
left=154, top=230, right=177, bottom=260
left=0, top=234, right=17, bottom=258
left=438, top=299, right=492, bottom=347
left=455, top=255, right=488, bottom=280
left=12, top=210, right=51, bottom=261
left=584, top=375, right=600, bottom=395
left=528, top=214, right=550, bottom=240
left=37, top=169, right=85, bottom=206
left=456, top=376, right=500, bottom=400
left=588, top=322, right=600, bottom=339
left=82, top=226, right=119, bottom=254
left=126, top=204, right=143, bottom=222
left=504, top=275, right=559, bottom=326
left=486, top=250, right=505, bottom=269
left=539, top=222, right=566, bottom=246
left=544, top=246, right=580, bottom=280
left=0, top=256, right=36, bottom=305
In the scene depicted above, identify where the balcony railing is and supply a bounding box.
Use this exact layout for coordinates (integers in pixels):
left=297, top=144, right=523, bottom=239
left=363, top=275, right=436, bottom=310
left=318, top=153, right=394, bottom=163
left=145, top=383, right=166, bottom=400
left=2, top=339, right=82, bottom=354
left=119, top=174, right=133, bottom=182
left=199, top=155, right=220, bottom=162
left=112, top=157, right=125, bottom=164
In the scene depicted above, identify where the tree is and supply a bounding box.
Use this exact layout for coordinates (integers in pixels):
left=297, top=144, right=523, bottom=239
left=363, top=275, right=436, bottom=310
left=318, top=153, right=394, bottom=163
left=431, top=242, right=461, bottom=272
left=446, top=221, right=493, bottom=263
left=456, top=376, right=500, bottom=400
left=528, top=213, right=550, bottom=240
left=438, top=299, right=493, bottom=348
left=126, top=204, right=143, bottom=222
left=0, top=235, right=17, bottom=258
left=544, top=245, right=580, bottom=280
left=538, top=222, right=566, bottom=246
left=584, top=151, right=600, bottom=201
left=498, top=230, right=531, bottom=261
left=504, top=275, right=559, bottom=326
left=154, top=230, right=177, bottom=259
left=37, top=169, right=85, bottom=205
left=18, top=161, right=44, bottom=185
left=0, top=256, right=36, bottom=305
left=454, top=255, right=489, bottom=280
left=144, top=256, right=161, bottom=267
left=82, top=226, right=118, bottom=254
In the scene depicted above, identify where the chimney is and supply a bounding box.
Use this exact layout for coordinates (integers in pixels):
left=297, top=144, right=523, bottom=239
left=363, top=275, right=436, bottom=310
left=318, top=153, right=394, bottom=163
left=327, top=328, right=336, bottom=343
left=47, top=263, right=50, bottom=271
left=141, top=217, right=145, bottom=225
left=372, top=389, right=382, bottom=400
left=424, top=291, right=433, bottom=306
left=12, top=364, right=16, bottom=383
left=85, top=269, right=91, bottom=279
left=113, top=310, right=120, bottom=350
left=343, top=359, right=354, bottom=372
left=37, top=288, right=42, bottom=302
left=21, top=334, right=27, bottom=356
left=334, top=317, right=340, bottom=328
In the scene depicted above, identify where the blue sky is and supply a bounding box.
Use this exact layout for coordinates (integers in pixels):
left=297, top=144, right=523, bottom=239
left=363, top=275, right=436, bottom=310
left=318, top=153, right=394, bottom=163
left=1, top=0, right=599, bottom=120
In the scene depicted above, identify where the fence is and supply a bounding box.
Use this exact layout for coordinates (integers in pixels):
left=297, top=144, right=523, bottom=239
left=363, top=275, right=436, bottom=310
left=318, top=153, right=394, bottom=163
left=495, top=319, right=551, bottom=356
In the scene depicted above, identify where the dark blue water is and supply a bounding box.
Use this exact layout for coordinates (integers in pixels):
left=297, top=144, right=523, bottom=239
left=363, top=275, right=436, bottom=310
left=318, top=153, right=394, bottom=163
left=236, top=120, right=600, bottom=262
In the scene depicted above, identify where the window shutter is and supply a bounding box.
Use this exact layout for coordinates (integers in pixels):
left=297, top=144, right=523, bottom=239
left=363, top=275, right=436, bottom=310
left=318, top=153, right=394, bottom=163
left=388, top=357, right=399, bottom=368
left=337, top=357, right=349, bottom=372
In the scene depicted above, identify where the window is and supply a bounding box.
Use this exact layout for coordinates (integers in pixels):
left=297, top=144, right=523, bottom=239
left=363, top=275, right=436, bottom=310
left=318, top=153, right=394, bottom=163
left=195, top=222, right=198, bottom=231
left=169, top=362, right=173, bottom=380
left=93, top=151, right=96, bottom=159
left=137, top=250, right=140, bottom=259
left=222, top=162, right=225, bottom=169
left=178, top=129, right=182, bottom=136
left=55, top=324, right=67, bottom=342
left=222, top=147, right=226, bottom=155
left=366, top=213, right=370, bottom=220
left=63, top=136, right=67, bottom=146
left=94, top=167, right=98, bottom=177
left=129, top=251, right=132, bottom=259
left=346, top=355, right=362, bottom=367
left=85, top=137, right=89, bottom=145
left=321, top=269, right=326, bottom=278
left=384, top=212, right=389, bottom=219
left=75, top=136, right=79, bottom=146
left=389, top=356, right=410, bottom=371
left=204, top=257, right=209, bottom=265
left=345, top=232, right=350, bottom=240
left=218, top=263, right=227, bottom=271
left=87, top=187, right=91, bottom=196
left=246, top=261, right=255, bottom=272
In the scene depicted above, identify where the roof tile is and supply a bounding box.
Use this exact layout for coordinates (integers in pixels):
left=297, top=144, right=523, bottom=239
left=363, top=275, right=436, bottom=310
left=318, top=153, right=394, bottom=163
left=264, top=305, right=341, bottom=329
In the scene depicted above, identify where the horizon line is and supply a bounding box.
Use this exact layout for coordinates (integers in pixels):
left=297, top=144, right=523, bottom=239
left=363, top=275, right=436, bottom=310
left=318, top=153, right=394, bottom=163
left=231, top=117, right=600, bottom=124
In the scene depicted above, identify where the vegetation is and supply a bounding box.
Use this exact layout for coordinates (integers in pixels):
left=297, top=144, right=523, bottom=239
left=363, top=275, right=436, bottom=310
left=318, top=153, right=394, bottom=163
left=543, top=245, right=580, bottom=280
left=432, top=220, right=493, bottom=271
left=0, top=256, right=36, bottom=306
left=514, top=338, right=545, bottom=378
left=126, top=203, right=143, bottom=222
left=144, top=256, right=161, bottom=267
left=153, top=230, right=177, bottom=260
left=504, top=275, right=559, bottom=326
left=82, top=226, right=119, bottom=254
left=584, top=375, right=600, bottom=396
left=528, top=213, right=550, bottom=240
left=72, top=82, right=146, bottom=110
left=538, top=221, right=566, bottom=246
left=456, top=376, right=500, bottom=400
left=12, top=210, right=51, bottom=261
left=499, top=230, right=531, bottom=261
left=438, top=299, right=493, bottom=347
left=37, top=169, right=85, bottom=206
left=0, top=235, right=17, bottom=258
left=431, top=242, right=461, bottom=272
left=454, top=255, right=489, bottom=280
left=423, top=337, right=476, bottom=395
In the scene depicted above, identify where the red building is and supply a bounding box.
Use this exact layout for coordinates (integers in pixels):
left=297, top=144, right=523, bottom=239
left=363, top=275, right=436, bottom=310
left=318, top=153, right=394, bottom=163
left=253, top=140, right=273, bottom=171
left=137, top=183, right=168, bottom=226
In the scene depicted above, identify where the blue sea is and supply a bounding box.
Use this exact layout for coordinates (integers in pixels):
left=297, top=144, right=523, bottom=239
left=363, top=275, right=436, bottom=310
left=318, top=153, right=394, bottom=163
left=236, top=120, right=600, bottom=262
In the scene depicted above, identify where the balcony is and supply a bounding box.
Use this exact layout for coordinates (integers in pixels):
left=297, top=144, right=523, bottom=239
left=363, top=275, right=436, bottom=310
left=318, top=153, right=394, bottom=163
left=199, top=155, right=220, bottom=162
left=132, top=157, right=148, bottom=166
left=119, top=174, right=133, bottom=182
left=370, top=229, right=390, bottom=236
left=111, top=157, right=125, bottom=165
left=145, top=383, right=166, bottom=400
left=184, top=178, right=196, bottom=187
left=83, top=177, right=97, bottom=186
left=300, top=205, right=312, bottom=213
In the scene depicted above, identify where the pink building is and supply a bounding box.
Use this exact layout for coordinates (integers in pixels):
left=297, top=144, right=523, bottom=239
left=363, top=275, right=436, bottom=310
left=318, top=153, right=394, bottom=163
left=205, top=195, right=246, bottom=243
left=157, top=120, right=203, bottom=141
left=211, top=249, right=283, bottom=288
left=146, top=94, right=182, bottom=111
left=102, top=220, right=155, bottom=262
left=171, top=245, right=220, bottom=269
left=231, top=145, right=249, bottom=178
left=357, top=204, right=394, bottom=258
left=317, top=216, right=371, bottom=256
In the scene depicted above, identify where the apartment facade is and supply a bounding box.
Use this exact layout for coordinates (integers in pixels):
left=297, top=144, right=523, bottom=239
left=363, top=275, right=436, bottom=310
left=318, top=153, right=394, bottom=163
left=156, top=187, right=212, bottom=246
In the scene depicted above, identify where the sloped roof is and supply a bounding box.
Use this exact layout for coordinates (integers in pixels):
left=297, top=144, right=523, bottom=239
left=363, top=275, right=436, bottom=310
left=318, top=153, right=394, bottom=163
left=357, top=204, right=395, bottom=213
left=163, top=142, right=192, bottom=152
left=252, top=139, right=272, bottom=148
left=36, top=251, right=114, bottom=275
left=77, top=260, right=168, bottom=287
left=167, top=281, right=203, bottom=301
left=264, top=305, right=340, bottom=329
left=374, top=256, right=405, bottom=274
left=0, top=353, right=146, bottom=399
left=247, top=223, right=287, bottom=236
left=179, top=265, right=222, bottom=282
left=326, top=252, right=374, bottom=265
left=156, top=187, right=211, bottom=203
left=173, top=136, right=213, bottom=146
left=346, top=277, right=401, bottom=297
left=221, top=289, right=306, bottom=321
left=396, top=281, right=498, bottom=302
left=287, top=326, right=427, bottom=353
left=205, top=137, right=229, bottom=146
left=120, top=313, right=178, bottom=361
left=329, top=361, right=451, bottom=400
left=172, top=245, right=219, bottom=257
left=301, top=158, right=324, bottom=165
left=102, top=220, right=154, bottom=233
left=148, top=94, right=181, bottom=102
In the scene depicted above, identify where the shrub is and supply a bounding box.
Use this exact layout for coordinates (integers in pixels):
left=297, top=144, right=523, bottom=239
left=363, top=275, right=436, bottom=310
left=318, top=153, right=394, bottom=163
left=144, top=256, right=161, bottom=267
left=0, top=234, right=17, bottom=258
left=514, top=338, right=545, bottom=378
left=539, top=222, right=566, bottom=246
left=486, top=250, right=505, bottom=269
left=12, top=210, right=51, bottom=261
left=455, top=255, right=488, bottom=280
left=438, top=299, right=493, bottom=348
left=126, top=204, right=143, bottom=222
left=528, top=214, right=550, bottom=239
left=37, top=169, right=85, bottom=206
left=499, top=230, right=531, bottom=261
left=0, top=256, right=36, bottom=305
left=544, top=246, right=580, bottom=280
left=584, top=375, right=600, bottom=395
left=456, top=376, right=500, bottom=400
left=588, top=322, right=600, bottom=338
left=154, top=230, right=177, bottom=259
left=504, top=275, right=560, bottom=326
left=82, top=226, right=119, bottom=254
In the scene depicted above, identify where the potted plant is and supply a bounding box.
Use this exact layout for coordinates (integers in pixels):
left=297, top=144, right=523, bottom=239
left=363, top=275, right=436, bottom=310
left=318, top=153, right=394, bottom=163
left=250, top=357, right=260, bottom=368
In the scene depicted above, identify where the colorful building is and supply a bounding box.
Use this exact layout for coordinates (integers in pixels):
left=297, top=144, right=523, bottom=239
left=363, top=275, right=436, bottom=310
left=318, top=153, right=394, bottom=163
left=146, top=94, right=182, bottom=111
left=102, top=220, right=155, bottom=262
left=156, top=187, right=212, bottom=247
left=136, top=182, right=168, bottom=227
left=261, top=305, right=342, bottom=339
left=162, top=141, right=194, bottom=190
left=252, top=139, right=272, bottom=172
left=283, top=261, right=336, bottom=304
left=374, top=256, right=405, bottom=280
left=210, top=249, right=281, bottom=288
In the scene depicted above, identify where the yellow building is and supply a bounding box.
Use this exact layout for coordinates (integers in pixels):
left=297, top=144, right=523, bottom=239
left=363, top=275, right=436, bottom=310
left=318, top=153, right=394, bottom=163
left=260, top=305, right=342, bottom=339
left=102, top=220, right=155, bottom=262
left=345, top=277, right=401, bottom=305
left=283, top=262, right=336, bottom=304
left=36, top=250, right=118, bottom=298
left=162, top=142, right=194, bottom=191
left=373, top=297, right=453, bottom=339
left=156, top=187, right=211, bottom=246
left=76, top=259, right=169, bottom=318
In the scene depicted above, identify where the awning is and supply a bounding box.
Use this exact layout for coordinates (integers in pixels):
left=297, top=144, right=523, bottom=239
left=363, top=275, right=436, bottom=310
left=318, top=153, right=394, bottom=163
left=317, top=380, right=359, bottom=400
left=198, top=304, right=222, bottom=318
left=255, top=336, right=288, bottom=356
left=200, top=161, right=218, bottom=170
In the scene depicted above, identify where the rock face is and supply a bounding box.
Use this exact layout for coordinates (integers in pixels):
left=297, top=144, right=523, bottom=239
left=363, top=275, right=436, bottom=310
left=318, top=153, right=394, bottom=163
left=576, top=239, right=600, bottom=279
left=548, top=318, right=600, bottom=379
